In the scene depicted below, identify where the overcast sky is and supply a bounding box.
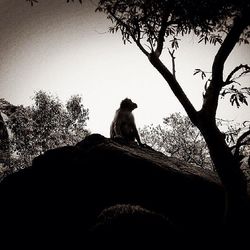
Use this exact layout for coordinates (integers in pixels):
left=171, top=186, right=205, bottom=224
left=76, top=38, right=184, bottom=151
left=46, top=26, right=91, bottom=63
left=0, top=0, right=249, bottom=137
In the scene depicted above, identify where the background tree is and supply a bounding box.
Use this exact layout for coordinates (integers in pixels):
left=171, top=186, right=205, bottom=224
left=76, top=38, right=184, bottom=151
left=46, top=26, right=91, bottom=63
left=140, top=114, right=250, bottom=175
left=0, top=113, right=10, bottom=170
left=140, top=113, right=212, bottom=169
left=96, top=0, right=250, bottom=224
left=216, top=119, right=250, bottom=158
left=223, top=119, right=250, bottom=181
left=3, top=91, right=89, bottom=171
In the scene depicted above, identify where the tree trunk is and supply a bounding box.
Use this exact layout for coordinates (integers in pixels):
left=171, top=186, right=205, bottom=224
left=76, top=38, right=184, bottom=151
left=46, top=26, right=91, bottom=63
left=196, top=112, right=248, bottom=226
left=148, top=52, right=249, bottom=226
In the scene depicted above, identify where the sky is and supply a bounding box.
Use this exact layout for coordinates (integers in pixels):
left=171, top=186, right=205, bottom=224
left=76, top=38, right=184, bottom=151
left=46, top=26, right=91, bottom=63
left=0, top=0, right=249, bottom=137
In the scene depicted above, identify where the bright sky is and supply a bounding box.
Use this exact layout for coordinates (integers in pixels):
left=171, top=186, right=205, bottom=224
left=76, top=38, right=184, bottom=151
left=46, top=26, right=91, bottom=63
left=0, top=0, right=249, bottom=137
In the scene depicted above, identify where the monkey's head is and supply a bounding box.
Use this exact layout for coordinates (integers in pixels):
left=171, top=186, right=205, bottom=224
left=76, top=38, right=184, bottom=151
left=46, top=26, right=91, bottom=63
left=120, top=98, right=137, bottom=111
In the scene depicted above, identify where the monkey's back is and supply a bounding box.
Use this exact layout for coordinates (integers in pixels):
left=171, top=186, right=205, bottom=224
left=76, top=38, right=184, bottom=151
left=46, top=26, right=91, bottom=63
left=110, top=109, right=136, bottom=141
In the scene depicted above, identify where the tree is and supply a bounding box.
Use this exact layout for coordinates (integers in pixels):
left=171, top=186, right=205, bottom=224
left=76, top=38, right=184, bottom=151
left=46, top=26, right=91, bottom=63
left=96, top=0, right=250, bottom=224
left=0, top=113, right=10, bottom=169
left=222, top=119, right=250, bottom=181
left=4, top=91, right=89, bottom=170
left=140, top=113, right=213, bottom=169
left=140, top=115, right=250, bottom=173
left=217, top=119, right=250, bottom=158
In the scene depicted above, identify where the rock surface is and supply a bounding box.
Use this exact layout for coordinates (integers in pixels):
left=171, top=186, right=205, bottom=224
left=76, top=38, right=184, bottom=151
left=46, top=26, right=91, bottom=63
left=0, top=133, right=226, bottom=246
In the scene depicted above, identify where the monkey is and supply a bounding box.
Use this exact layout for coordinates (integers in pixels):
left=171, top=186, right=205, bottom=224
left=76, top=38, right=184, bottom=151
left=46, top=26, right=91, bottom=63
left=110, top=98, right=143, bottom=146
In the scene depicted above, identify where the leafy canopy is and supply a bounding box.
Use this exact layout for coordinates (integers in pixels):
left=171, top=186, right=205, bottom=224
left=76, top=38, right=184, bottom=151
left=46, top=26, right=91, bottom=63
left=5, top=91, right=89, bottom=170
left=140, top=113, right=250, bottom=171
left=96, top=0, right=249, bottom=49
left=140, top=113, right=212, bottom=169
left=96, top=0, right=250, bottom=109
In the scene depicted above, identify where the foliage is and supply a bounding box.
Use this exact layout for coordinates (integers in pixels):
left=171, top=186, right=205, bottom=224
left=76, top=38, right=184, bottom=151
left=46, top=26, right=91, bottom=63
left=222, top=120, right=250, bottom=180
left=194, top=65, right=250, bottom=108
left=140, top=115, right=250, bottom=174
left=140, top=113, right=212, bottom=169
left=6, top=91, right=89, bottom=170
left=217, top=119, right=250, bottom=153
left=97, top=0, right=250, bottom=105
left=96, top=1, right=249, bottom=47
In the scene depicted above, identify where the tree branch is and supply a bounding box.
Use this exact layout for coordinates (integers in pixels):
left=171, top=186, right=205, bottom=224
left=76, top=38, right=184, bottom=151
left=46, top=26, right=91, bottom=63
left=224, top=64, right=250, bottom=86
left=155, top=14, right=168, bottom=57
left=168, top=49, right=176, bottom=78
left=201, top=10, right=250, bottom=118
left=234, top=129, right=250, bottom=159
left=148, top=52, right=197, bottom=123
left=108, top=11, right=149, bottom=56
left=212, top=11, right=250, bottom=85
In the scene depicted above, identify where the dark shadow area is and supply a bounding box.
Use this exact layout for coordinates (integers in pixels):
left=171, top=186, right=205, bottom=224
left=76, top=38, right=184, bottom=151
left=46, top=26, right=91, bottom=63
left=0, top=134, right=249, bottom=248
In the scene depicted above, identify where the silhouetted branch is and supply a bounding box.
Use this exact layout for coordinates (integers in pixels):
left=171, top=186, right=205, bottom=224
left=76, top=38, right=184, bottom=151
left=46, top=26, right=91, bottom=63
left=233, top=129, right=250, bottom=159
left=201, top=12, right=250, bottom=117
left=148, top=53, right=197, bottom=123
left=224, top=64, right=250, bottom=86
left=108, top=10, right=149, bottom=56
left=155, top=14, right=168, bottom=56
left=212, top=11, right=250, bottom=85
left=168, top=49, right=176, bottom=79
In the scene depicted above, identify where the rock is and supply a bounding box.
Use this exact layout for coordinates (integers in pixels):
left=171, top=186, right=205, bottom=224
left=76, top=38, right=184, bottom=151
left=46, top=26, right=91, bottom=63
left=0, top=133, right=225, bottom=246
left=90, top=204, right=181, bottom=247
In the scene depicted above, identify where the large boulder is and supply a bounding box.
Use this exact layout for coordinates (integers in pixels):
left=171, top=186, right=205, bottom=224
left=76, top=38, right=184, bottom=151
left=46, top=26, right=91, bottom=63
left=0, top=133, right=226, bottom=246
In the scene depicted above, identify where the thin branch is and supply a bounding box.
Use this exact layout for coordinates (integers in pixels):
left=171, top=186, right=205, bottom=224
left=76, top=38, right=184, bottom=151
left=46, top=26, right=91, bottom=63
left=224, top=64, right=250, bottom=86
left=108, top=11, right=149, bottom=56
left=148, top=52, right=197, bottom=124
left=141, top=5, right=158, bottom=47
left=155, top=14, right=168, bottom=56
left=234, top=129, right=250, bottom=159
left=134, top=20, right=141, bottom=41
left=230, top=141, right=248, bottom=152
left=243, top=121, right=250, bottom=127
left=132, top=36, right=150, bottom=56
left=145, top=22, right=158, bottom=46
left=168, top=49, right=176, bottom=79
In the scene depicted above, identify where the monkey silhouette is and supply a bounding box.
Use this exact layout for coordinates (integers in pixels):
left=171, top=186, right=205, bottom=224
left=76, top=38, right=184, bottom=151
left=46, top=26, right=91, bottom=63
left=110, top=98, right=143, bottom=146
